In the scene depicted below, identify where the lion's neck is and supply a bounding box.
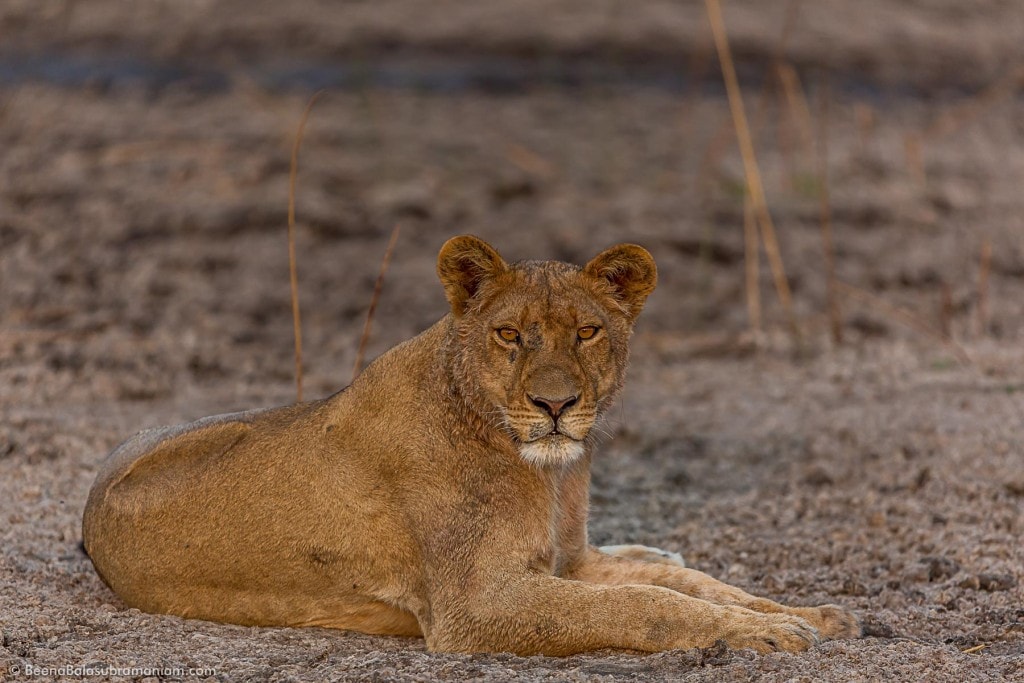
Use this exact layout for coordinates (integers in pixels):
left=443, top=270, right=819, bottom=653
left=431, top=316, right=518, bottom=455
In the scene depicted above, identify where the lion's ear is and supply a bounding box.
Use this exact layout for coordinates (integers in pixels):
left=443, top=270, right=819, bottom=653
left=437, top=235, right=509, bottom=316
left=584, top=244, right=657, bottom=321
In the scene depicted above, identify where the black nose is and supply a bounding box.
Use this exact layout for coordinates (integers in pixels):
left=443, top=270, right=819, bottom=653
left=529, top=394, right=578, bottom=419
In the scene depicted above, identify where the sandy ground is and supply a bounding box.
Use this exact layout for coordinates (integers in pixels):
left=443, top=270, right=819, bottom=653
left=2, top=2, right=1024, bottom=681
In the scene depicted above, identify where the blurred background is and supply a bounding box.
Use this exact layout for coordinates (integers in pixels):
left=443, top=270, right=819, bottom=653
left=3, top=0, right=1024, bottom=406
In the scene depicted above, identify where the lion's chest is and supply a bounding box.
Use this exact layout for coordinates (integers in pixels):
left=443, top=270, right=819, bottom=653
left=451, top=467, right=584, bottom=576
left=524, top=485, right=589, bottom=577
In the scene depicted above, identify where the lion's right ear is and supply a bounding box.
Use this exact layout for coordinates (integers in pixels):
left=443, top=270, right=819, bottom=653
left=584, top=243, right=657, bottom=322
left=437, top=235, right=509, bottom=316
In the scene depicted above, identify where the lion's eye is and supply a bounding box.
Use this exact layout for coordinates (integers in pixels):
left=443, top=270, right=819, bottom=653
left=497, top=327, right=520, bottom=343
left=577, top=326, right=599, bottom=340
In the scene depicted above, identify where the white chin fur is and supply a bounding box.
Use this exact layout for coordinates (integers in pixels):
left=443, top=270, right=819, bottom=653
left=519, top=437, right=585, bottom=468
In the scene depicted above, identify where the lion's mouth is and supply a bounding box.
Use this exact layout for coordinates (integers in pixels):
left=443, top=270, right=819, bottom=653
left=516, top=418, right=588, bottom=445
left=527, top=430, right=579, bottom=444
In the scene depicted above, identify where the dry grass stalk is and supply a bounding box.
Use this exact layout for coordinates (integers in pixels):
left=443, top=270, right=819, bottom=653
left=836, top=281, right=971, bottom=366
left=701, top=0, right=800, bottom=194
left=751, top=0, right=802, bottom=120
left=352, top=224, right=402, bottom=382
left=743, top=193, right=762, bottom=337
left=774, top=103, right=796, bottom=194
left=961, top=644, right=988, bottom=655
left=777, top=62, right=815, bottom=169
left=287, top=90, right=325, bottom=402
left=773, top=0, right=803, bottom=65
left=704, top=0, right=799, bottom=339
left=748, top=0, right=803, bottom=191
left=816, top=74, right=842, bottom=344
left=975, top=236, right=992, bottom=337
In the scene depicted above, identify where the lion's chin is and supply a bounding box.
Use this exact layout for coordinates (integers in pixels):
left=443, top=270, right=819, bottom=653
left=518, top=435, right=585, bottom=468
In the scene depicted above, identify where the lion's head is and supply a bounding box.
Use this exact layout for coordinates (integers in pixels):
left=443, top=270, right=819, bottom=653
left=437, top=235, right=656, bottom=467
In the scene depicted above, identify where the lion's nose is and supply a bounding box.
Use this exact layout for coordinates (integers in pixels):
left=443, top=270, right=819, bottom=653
left=529, top=394, right=578, bottom=419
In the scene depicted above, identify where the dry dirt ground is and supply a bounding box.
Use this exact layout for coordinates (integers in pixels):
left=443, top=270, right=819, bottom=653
left=2, top=2, right=1023, bottom=681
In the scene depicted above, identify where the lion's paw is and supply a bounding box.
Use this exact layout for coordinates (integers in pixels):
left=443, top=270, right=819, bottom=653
left=599, top=544, right=686, bottom=568
left=723, top=612, right=820, bottom=654
left=790, top=604, right=861, bottom=640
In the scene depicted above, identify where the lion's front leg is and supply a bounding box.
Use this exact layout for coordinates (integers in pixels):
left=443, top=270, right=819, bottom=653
left=425, top=573, right=820, bottom=656
left=571, top=546, right=860, bottom=640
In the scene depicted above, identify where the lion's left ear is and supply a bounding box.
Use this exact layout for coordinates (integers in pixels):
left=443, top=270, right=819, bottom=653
left=437, top=235, right=509, bottom=317
left=584, top=244, right=657, bottom=321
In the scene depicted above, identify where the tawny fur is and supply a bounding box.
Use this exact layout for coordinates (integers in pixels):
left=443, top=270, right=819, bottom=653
left=82, top=236, right=859, bottom=655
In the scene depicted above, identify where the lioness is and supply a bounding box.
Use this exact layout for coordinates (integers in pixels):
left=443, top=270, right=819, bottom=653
left=83, top=236, right=859, bottom=655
